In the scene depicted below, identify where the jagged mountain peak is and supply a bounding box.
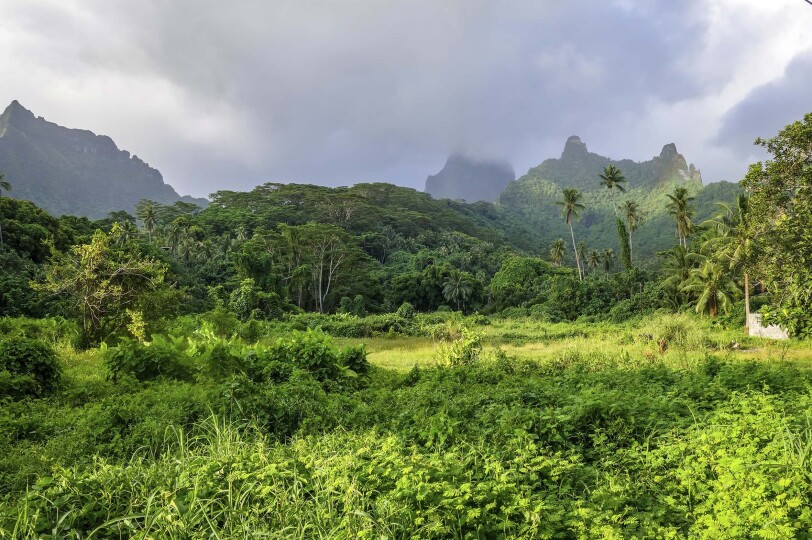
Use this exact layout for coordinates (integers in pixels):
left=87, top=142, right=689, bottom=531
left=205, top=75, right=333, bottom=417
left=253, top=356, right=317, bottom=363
left=520, top=136, right=701, bottom=192
left=659, top=142, right=678, bottom=157
left=562, top=135, right=589, bottom=158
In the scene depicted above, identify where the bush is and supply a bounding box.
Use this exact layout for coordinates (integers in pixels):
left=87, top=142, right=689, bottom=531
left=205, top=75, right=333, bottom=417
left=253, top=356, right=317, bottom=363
left=396, top=302, right=416, bottom=319
left=103, top=336, right=193, bottom=383
left=338, top=344, right=370, bottom=375
left=0, top=339, right=62, bottom=399
left=259, top=330, right=341, bottom=382
left=434, top=328, right=483, bottom=367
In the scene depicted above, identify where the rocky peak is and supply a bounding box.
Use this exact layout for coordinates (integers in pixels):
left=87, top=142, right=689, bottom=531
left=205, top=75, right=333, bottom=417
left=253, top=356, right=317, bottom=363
left=659, top=143, right=678, bottom=158
left=561, top=135, right=588, bottom=159
left=0, top=100, right=36, bottom=135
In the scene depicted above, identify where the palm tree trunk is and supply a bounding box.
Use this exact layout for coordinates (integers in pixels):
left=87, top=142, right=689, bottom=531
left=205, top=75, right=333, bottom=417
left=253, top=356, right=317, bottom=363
left=744, top=272, right=751, bottom=334
left=628, top=230, right=633, bottom=266
left=569, top=223, right=582, bottom=281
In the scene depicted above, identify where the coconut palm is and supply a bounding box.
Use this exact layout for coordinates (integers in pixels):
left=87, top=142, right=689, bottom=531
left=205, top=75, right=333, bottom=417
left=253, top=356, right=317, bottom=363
left=586, top=249, right=601, bottom=273
left=0, top=174, right=10, bottom=197
left=602, top=249, right=615, bottom=274
left=700, top=194, right=754, bottom=328
left=442, top=269, right=474, bottom=311
left=135, top=199, right=159, bottom=242
left=623, top=200, right=642, bottom=264
left=658, top=245, right=701, bottom=309
left=576, top=241, right=588, bottom=277
left=665, top=187, right=695, bottom=248
left=0, top=174, right=8, bottom=244
left=550, top=239, right=567, bottom=267
left=556, top=188, right=585, bottom=281
left=682, top=259, right=740, bottom=318
left=598, top=165, right=626, bottom=214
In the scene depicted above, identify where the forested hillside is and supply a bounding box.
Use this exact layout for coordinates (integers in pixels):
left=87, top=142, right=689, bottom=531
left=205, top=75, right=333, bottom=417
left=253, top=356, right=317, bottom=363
left=498, top=136, right=742, bottom=264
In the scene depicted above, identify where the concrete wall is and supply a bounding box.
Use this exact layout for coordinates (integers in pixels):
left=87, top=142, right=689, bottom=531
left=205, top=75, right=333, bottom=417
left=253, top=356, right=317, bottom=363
left=748, top=313, right=789, bottom=340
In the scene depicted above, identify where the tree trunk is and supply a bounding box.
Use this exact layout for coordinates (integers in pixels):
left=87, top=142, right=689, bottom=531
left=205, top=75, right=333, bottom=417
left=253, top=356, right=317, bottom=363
left=744, top=272, right=751, bottom=334
left=569, top=223, right=582, bottom=281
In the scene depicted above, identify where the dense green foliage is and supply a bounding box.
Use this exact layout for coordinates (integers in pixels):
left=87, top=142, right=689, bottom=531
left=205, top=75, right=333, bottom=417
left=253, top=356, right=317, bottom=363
left=743, top=112, right=812, bottom=337
left=1, top=316, right=811, bottom=538
left=0, top=338, right=62, bottom=399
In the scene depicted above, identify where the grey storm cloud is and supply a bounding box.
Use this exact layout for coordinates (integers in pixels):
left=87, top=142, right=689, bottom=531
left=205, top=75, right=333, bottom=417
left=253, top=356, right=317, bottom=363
left=1, top=0, right=811, bottom=197
left=714, top=50, right=812, bottom=169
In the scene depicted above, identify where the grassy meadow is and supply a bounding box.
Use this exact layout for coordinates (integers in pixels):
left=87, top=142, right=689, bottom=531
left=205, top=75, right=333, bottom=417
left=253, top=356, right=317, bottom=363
left=2, top=312, right=812, bottom=539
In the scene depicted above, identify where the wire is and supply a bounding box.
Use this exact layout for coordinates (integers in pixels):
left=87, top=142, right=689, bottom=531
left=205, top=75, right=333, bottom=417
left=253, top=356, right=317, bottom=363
left=806, top=0, right=812, bottom=6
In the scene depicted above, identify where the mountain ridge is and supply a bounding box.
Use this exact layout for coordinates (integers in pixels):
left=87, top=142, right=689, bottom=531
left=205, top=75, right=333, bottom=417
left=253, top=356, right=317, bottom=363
left=0, top=100, right=206, bottom=219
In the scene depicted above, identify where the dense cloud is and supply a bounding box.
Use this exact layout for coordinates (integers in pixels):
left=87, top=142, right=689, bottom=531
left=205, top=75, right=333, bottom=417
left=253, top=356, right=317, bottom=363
left=1, top=0, right=810, bottom=196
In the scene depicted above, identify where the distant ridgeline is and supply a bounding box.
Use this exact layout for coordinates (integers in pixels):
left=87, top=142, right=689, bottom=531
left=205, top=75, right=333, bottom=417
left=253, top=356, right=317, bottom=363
left=498, top=136, right=741, bottom=264
left=424, top=154, right=515, bottom=203
left=0, top=101, right=206, bottom=219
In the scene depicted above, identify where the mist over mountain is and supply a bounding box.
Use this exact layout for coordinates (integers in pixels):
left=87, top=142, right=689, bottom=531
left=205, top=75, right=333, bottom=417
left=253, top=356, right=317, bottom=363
left=424, top=154, right=515, bottom=202
left=0, top=101, right=206, bottom=219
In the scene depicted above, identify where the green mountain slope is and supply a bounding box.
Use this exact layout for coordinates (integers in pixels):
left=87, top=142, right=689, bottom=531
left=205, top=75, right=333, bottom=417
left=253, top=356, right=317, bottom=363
left=499, top=137, right=741, bottom=264
left=0, top=101, right=206, bottom=219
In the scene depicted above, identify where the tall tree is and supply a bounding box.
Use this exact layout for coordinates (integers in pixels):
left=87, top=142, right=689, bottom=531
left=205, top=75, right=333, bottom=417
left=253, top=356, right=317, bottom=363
left=700, top=194, right=754, bottom=330
left=623, top=200, right=642, bottom=265
left=601, top=249, right=615, bottom=274
left=550, top=238, right=567, bottom=267
left=0, top=174, right=8, bottom=245
left=442, top=269, right=475, bottom=311
left=598, top=165, right=627, bottom=214
left=682, top=260, right=740, bottom=318
left=742, top=112, right=812, bottom=336
left=665, top=187, right=695, bottom=248
left=576, top=241, right=588, bottom=278
left=0, top=174, right=10, bottom=196
left=556, top=188, right=585, bottom=281
left=135, top=199, right=159, bottom=242
left=586, top=250, right=601, bottom=274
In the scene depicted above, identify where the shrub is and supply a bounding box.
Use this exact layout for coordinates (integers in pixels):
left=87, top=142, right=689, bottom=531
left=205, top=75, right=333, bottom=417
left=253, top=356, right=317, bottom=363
left=396, top=302, right=416, bottom=319
left=0, top=339, right=62, bottom=399
left=338, top=344, right=370, bottom=375
left=263, top=330, right=341, bottom=382
left=103, top=336, right=193, bottom=382
left=434, top=328, right=483, bottom=367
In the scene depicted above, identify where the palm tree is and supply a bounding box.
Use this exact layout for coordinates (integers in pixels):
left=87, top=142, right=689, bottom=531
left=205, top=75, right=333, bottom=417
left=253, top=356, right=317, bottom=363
left=165, top=222, right=183, bottom=255
left=135, top=199, right=159, bottom=242
left=0, top=174, right=10, bottom=196
left=700, top=194, right=753, bottom=329
left=623, top=200, right=642, bottom=264
left=576, top=241, right=588, bottom=278
left=599, top=165, right=626, bottom=214
left=586, top=250, right=601, bottom=273
left=443, top=269, right=474, bottom=311
left=550, top=239, right=567, bottom=267
left=557, top=188, right=585, bottom=281
left=682, top=260, right=740, bottom=318
left=602, top=249, right=615, bottom=274
left=658, top=245, right=701, bottom=309
left=0, top=174, right=8, bottom=244
left=665, top=187, right=695, bottom=248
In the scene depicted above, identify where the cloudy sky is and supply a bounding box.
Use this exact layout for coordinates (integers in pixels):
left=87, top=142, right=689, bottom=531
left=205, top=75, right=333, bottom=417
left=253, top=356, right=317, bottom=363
left=1, top=0, right=810, bottom=198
